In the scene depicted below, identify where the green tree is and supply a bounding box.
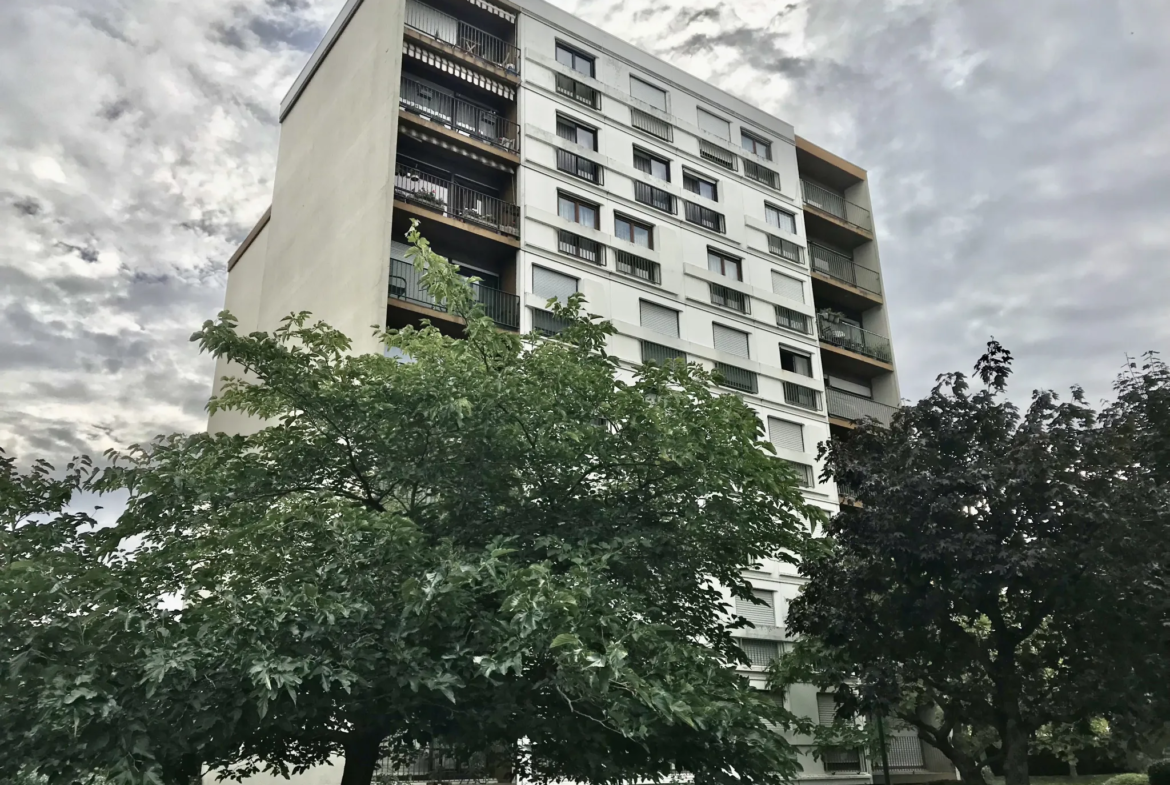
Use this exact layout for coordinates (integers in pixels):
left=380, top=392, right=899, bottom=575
left=2, top=226, right=822, bottom=785
left=780, top=342, right=1170, bottom=785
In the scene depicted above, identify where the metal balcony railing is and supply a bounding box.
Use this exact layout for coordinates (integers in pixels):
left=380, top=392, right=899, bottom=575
left=394, top=161, right=520, bottom=238
left=634, top=181, right=676, bottom=214
left=532, top=308, right=571, bottom=336
left=400, top=75, right=519, bottom=153
left=826, top=388, right=897, bottom=427
left=556, top=148, right=603, bottom=184
left=809, top=244, right=881, bottom=295
left=801, top=179, right=872, bottom=232
left=744, top=160, right=778, bottom=189
left=823, top=747, right=864, bottom=774
left=558, top=230, right=604, bottom=265
left=684, top=201, right=726, bottom=233
left=886, top=736, right=926, bottom=769
left=614, top=250, right=661, bottom=284
left=641, top=340, right=686, bottom=365
left=630, top=108, right=673, bottom=142
left=710, top=283, right=749, bottom=314
left=699, top=140, right=738, bottom=172
left=556, top=73, right=600, bottom=108
left=817, top=317, right=892, bottom=363
left=775, top=306, right=812, bottom=335
left=715, top=362, right=758, bottom=394
left=768, top=235, right=802, bottom=264
left=783, top=381, right=822, bottom=412
left=388, top=258, right=520, bottom=330
left=375, top=747, right=490, bottom=782
left=404, top=0, right=521, bottom=74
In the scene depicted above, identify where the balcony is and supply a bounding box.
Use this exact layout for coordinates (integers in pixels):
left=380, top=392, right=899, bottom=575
left=744, top=160, right=779, bottom=190
left=699, top=140, right=738, bottom=172
left=634, top=181, right=676, bottom=214
left=555, top=73, right=600, bottom=109
left=783, top=381, right=821, bottom=412
left=389, top=258, right=519, bottom=330
left=826, top=387, right=897, bottom=427
left=400, top=75, right=519, bottom=154
left=641, top=340, right=686, bottom=365
left=394, top=159, right=519, bottom=240
left=631, top=108, right=673, bottom=142
left=684, top=201, right=726, bottom=234
left=614, top=250, right=661, bottom=285
left=809, top=243, right=881, bottom=297
left=818, top=316, right=893, bottom=365
left=556, top=149, right=603, bottom=184
left=801, top=179, right=872, bottom=233
left=404, top=0, right=521, bottom=75
left=710, top=282, right=749, bottom=314
left=558, top=230, right=604, bottom=266
left=715, top=362, right=758, bottom=394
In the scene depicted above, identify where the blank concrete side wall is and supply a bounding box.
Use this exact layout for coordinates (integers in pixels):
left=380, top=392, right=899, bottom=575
left=258, top=0, right=407, bottom=355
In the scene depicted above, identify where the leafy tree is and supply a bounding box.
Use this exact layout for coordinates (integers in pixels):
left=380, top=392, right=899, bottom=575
left=2, top=226, right=823, bottom=785
left=779, top=342, right=1170, bottom=785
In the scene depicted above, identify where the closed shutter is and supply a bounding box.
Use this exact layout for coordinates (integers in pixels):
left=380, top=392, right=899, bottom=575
left=817, top=693, right=839, bottom=726
left=639, top=300, right=679, bottom=338
left=532, top=266, right=578, bottom=302
left=391, top=241, right=413, bottom=261
left=713, top=324, right=749, bottom=358
left=630, top=77, right=667, bottom=111
left=772, top=271, right=804, bottom=303
left=735, top=589, right=776, bottom=627
left=769, top=418, right=804, bottom=452
left=741, top=639, right=780, bottom=667
left=697, top=108, right=730, bottom=140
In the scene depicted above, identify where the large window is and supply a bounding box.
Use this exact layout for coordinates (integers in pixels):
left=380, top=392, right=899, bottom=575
left=532, top=266, right=578, bottom=303
left=556, top=114, right=597, bottom=150
left=697, top=108, right=730, bottom=140
left=713, top=323, right=750, bottom=358
left=768, top=417, right=805, bottom=453
left=633, top=147, right=671, bottom=181
left=766, top=204, right=797, bottom=234
left=683, top=170, right=718, bottom=201
left=615, top=214, right=654, bottom=248
left=741, top=129, right=772, bottom=160
left=707, top=249, right=742, bottom=280
left=735, top=588, right=777, bottom=627
left=630, top=76, right=667, bottom=111
left=780, top=347, right=813, bottom=377
left=639, top=300, right=680, bottom=338
left=772, top=271, right=804, bottom=303
left=558, top=192, right=599, bottom=229
left=555, top=43, right=594, bottom=77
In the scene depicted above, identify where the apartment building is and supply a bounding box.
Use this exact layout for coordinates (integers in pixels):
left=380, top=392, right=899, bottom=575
left=211, top=0, right=941, bottom=782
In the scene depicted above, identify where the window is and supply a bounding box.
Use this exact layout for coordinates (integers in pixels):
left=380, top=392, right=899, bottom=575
left=556, top=114, right=596, bottom=150
left=634, top=181, right=675, bottom=214
left=684, top=171, right=718, bottom=201
left=828, top=374, right=873, bottom=399
left=615, top=214, right=654, bottom=248
left=685, top=201, right=726, bottom=233
left=630, top=76, right=667, bottom=111
left=772, top=271, right=804, bottom=303
left=639, top=300, right=680, bottom=338
left=532, top=266, right=578, bottom=303
left=735, top=589, right=777, bottom=628
left=707, top=249, right=741, bottom=280
left=741, top=639, right=780, bottom=667
left=556, top=149, right=603, bottom=184
left=780, top=347, right=813, bottom=377
left=741, top=129, right=772, bottom=160
left=615, top=251, right=661, bottom=284
left=697, top=108, right=730, bottom=140
left=785, top=460, right=815, bottom=488
left=558, top=192, right=599, bottom=229
left=558, top=230, right=603, bottom=265
left=556, top=73, right=600, bottom=109
left=555, top=43, right=594, bottom=77
left=769, top=418, right=805, bottom=453
left=713, top=323, right=749, bottom=358
left=633, top=147, right=670, bottom=181
left=744, top=160, right=778, bottom=189
left=776, top=306, right=811, bottom=335
left=766, top=205, right=797, bottom=234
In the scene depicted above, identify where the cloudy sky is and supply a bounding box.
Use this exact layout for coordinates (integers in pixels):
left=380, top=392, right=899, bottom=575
left=2, top=0, right=1168, bottom=465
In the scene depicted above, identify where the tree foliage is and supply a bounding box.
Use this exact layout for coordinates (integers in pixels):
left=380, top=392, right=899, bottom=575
left=1, top=225, right=822, bottom=785
left=780, top=342, right=1170, bottom=785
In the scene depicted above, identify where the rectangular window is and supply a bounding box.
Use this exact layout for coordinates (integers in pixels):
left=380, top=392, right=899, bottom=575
left=697, top=108, right=731, bottom=140
left=685, top=201, right=726, bottom=233
left=766, top=205, right=797, bottom=234
left=713, top=323, right=749, bottom=358
left=716, top=362, right=758, bottom=394
left=633, top=147, right=670, bottom=181
left=741, top=639, right=780, bottom=668
left=639, top=300, right=680, bottom=338
left=769, top=418, right=805, bottom=453
left=634, top=181, right=675, bottom=214
left=556, top=114, right=597, bottom=150
left=556, top=73, right=600, bottom=109
left=744, top=160, right=779, bottom=189
left=828, top=374, right=873, bottom=399
left=741, top=129, right=772, bottom=160
left=772, top=271, right=804, bottom=303
left=785, top=460, right=815, bottom=488
left=615, top=214, right=653, bottom=248
left=630, top=76, right=667, bottom=111
left=557, top=230, right=603, bottom=265
left=699, top=140, right=738, bottom=171
left=558, top=192, right=599, bottom=229
left=615, top=251, right=661, bottom=284
left=630, top=108, right=673, bottom=141
left=710, top=283, right=749, bottom=314
left=555, top=42, right=594, bottom=77
left=784, top=381, right=822, bottom=411
left=532, top=265, right=578, bottom=303
left=556, top=149, right=603, bottom=184
left=780, top=347, right=813, bottom=377
left=776, top=306, right=812, bottom=335
left=683, top=171, right=718, bottom=201
left=707, top=249, right=741, bottom=280
left=817, top=694, right=840, bottom=726
left=735, top=589, right=777, bottom=628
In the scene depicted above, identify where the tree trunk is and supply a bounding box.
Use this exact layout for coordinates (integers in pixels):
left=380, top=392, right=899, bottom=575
left=340, top=733, right=384, bottom=785
left=953, top=756, right=988, bottom=785
left=1002, top=715, right=1030, bottom=785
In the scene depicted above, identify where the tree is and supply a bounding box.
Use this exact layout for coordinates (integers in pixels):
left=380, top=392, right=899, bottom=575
left=780, top=342, right=1170, bottom=785
left=2, top=226, right=823, bottom=785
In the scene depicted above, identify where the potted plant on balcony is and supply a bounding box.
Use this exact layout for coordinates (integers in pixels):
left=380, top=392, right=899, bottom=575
left=817, top=309, right=850, bottom=345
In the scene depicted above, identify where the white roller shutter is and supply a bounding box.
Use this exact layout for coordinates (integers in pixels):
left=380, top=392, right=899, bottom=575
left=741, top=639, right=780, bottom=667
left=697, top=108, right=730, bottom=140
left=769, top=417, right=804, bottom=452
left=817, top=693, right=839, bottom=725
left=772, top=271, right=804, bottom=303
left=630, top=77, right=667, bottom=111
left=735, top=589, right=776, bottom=627
left=532, top=266, right=578, bottom=302
left=713, top=324, right=749, bottom=358
left=640, top=300, right=679, bottom=338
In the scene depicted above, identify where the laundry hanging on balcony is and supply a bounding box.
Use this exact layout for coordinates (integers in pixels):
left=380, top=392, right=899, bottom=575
left=398, top=124, right=515, bottom=172
left=404, top=42, right=516, bottom=100
left=461, top=0, right=516, bottom=23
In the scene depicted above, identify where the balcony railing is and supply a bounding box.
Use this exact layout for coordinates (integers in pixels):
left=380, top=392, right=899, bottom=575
left=710, top=283, right=749, bottom=314
left=375, top=747, right=490, bottom=782
left=404, top=0, right=521, bottom=74
left=715, top=362, right=758, bottom=394
left=532, top=308, right=571, bottom=336
left=783, top=381, right=822, bottom=412
left=556, top=73, right=600, bottom=108
left=634, top=181, right=676, bottom=214
left=801, top=179, right=872, bottom=232
left=641, top=340, right=686, bottom=365
left=823, top=747, right=864, bottom=774
left=389, top=258, right=520, bottom=330
left=631, top=108, right=673, bottom=142
left=744, top=160, right=778, bottom=189
left=699, top=140, right=738, bottom=172
left=776, top=306, right=812, bottom=335
left=767, top=235, right=802, bottom=264
left=826, top=388, right=897, bottom=427
left=556, top=148, right=603, bottom=184
left=809, top=244, right=881, bottom=295
left=817, top=317, right=892, bottom=363
left=400, top=75, right=519, bottom=153
left=394, top=161, right=520, bottom=238
left=886, top=736, right=926, bottom=769
left=684, top=201, right=726, bottom=233
left=558, top=230, right=604, bottom=265
left=614, top=250, right=661, bottom=284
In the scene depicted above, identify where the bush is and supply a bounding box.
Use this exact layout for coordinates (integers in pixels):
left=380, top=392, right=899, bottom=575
left=1103, top=774, right=1148, bottom=785
left=1148, top=759, right=1170, bottom=785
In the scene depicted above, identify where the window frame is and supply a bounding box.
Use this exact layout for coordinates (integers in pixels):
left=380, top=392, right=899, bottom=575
left=557, top=191, right=601, bottom=230
left=766, top=203, right=797, bottom=234
left=697, top=107, right=732, bottom=140
left=712, top=322, right=751, bottom=359
left=707, top=248, right=743, bottom=281
left=556, top=113, right=598, bottom=151
left=630, top=75, right=668, bottom=112
left=633, top=146, right=671, bottom=182
left=683, top=169, right=719, bottom=201
left=614, top=212, right=655, bottom=249
left=779, top=346, right=814, bottom=378
left=638, top=299, right=681, bottom=338
left=741, top=129, right=772, bottom=160
left=555, top=41, right=595, bottom=78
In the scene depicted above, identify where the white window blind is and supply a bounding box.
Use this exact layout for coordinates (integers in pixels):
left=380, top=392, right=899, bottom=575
left=769, top=417, right=804, bottom=453
left=772, top=271, right=804, bottom=303
left=697, top=108, right=730, bottom=140
left=735, top=589, right=776, bottom=627
left=817, top=693, right=840, bottom=726
left=532, top=266, right=578, bottom=302
left=713, top=324, right=749, bottom=358
left=630, top=76, right=667, bottom=111
left=639, top=300, right=679, bottom=338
